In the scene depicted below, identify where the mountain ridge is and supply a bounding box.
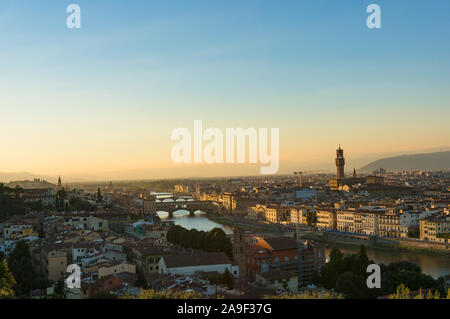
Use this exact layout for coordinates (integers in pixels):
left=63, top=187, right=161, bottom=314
left=360, top=151, right=450, bottom=172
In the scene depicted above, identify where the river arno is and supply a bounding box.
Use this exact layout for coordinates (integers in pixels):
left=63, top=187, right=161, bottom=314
left=158, top=210, right=234, bottom=235
left=158, top=210, right=450, bottom=279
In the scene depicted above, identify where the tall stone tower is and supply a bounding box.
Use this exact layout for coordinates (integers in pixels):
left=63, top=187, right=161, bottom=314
left=57, top=176, right=62, bottom=191
left=233, top=227, right=246, bottom=278
left=335, top=145, right=345, bottom=179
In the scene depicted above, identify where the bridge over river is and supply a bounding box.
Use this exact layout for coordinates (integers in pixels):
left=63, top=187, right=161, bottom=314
left=143, top=194, right=216, bottom=218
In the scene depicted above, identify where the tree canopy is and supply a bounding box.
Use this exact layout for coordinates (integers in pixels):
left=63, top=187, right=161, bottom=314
left=166, top=225, right=233, bottom=259
left=7, top=241, right=49, bottom=297
left=0, top=259, right=16, bottom=298
left=313, top=245, right=445, bottom=299
left=0, top=184, right=27, bottom=222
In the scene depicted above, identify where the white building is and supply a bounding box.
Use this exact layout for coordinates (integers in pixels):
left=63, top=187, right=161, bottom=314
left=336, top=211, right=356, bottom=233
left=400, top=210, right=440, bottom=228
left=63, top=215, right=108, bottom=231
left=2, top=222, right=33, bottom=239
left=158, top=252, right=232, bottom=276
left=0, top=236, right=39, bottom=257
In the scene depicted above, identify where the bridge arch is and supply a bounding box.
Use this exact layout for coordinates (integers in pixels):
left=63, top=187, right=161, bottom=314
left=156, top=208, right=197, bottom=219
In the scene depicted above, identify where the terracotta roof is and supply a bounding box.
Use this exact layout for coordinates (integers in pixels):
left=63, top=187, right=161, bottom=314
left=163, top=252, right=231, bottom=268
left=263, top=237, right=297, bottom=250
left=133, top=245, right=166, bottom=255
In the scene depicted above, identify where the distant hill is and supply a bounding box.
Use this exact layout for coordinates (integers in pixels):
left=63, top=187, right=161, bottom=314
left=4, top=180, right=56, bottom=189
left=360, top=151, right=450, bottom=172
left=0, top=171, right=61, bottom=184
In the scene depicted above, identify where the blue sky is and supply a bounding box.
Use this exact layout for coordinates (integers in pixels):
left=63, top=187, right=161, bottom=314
left=0, top=1, right=449, bottom=178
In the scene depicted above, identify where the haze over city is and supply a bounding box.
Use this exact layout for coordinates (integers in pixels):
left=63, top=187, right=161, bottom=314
left=1, top=0, right=449, bottom=180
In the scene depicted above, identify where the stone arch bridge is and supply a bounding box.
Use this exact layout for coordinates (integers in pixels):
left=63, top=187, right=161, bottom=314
left=143, top=198, right=216, bottom=218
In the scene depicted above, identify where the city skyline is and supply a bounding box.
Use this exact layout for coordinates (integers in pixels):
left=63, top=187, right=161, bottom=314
left=1, top=145, right=449, bottom=183
left=1, top=0, right=449, bottom=179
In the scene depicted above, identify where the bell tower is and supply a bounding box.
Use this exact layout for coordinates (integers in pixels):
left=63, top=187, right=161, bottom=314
left=57, top=176, right=62, bottom=191
left=233, top=227, right=246, bottom=278
left=335, top=145, right=345, bottom=179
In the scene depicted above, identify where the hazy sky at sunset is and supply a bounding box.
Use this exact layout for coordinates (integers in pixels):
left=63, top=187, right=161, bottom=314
left=0, top=1, right=449, bottom=180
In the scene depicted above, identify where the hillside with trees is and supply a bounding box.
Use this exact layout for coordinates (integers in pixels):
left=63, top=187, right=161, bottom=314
left=0, top=184, right=27, bottom=222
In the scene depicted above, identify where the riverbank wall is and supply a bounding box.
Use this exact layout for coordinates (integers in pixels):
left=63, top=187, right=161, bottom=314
left=300, top=231, right=450, bottom=255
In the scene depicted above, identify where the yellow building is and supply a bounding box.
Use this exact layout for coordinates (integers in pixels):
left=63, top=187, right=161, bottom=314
left=2, top=221, right=37, bottom=239
left=219, top=192, right=237, bottom=212
left=316, top=210, right=337, bottom=230
left=357, top=212, right=379, bottom=236
left=420, top=213, right=450, bottom=242
left=247, top=204, right=267, bottom=220
left=336, top=211, right=356, bottom=233
left=41, top=247, right=68, bottom=282
left=290, top=208, right=308, bottom=225
left=264, top=205, right=291, bottom=224
left=378, top=211, right=401, bottom=238
left=131, top=245, right=167, bottom=277
left=98, top=262, right=136, bottom=279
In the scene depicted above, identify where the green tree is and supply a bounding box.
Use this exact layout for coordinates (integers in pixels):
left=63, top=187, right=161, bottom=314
left=166, top=225, right=232, bottom=259
left=315, top=247, right=445, bottom=298
left=317, top=247, right=345, bottom=289
left=97, top=188, right=103, bottom=204
left=352, top=245, right=370, bottom=276
left=0, top=185, right=27, bottom=222
left=135, top=268, right=148, bottom=289
left=0, top=259, right=16, bottom=298
left=69, top=198, right=95, bottom=212
left=56, top=189, right=68, bottom=211
left=388, top=284, right=411, bottom=299
left=221, top=269, right=234, bottom=290
left=387, top=261, right=421, bottom=274
left=407, top=228, right=420, bottom=238
left=335, top=272, right=372, bottom=299
left=8, top=240, right=48, bottom=297
left=53, top=279, right=66, bottom=299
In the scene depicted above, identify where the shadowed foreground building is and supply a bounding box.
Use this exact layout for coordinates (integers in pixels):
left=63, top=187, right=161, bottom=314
left=158, top=251, right=235, bottom=276
left=297, top=240, right=326, bottom=287
left=233, top=230, right=325, bottom=288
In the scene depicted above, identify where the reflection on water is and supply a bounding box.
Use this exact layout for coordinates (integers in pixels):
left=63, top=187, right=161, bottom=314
left=157, top=210, right=234, bottom=235
left=326, top=246, right=450, bottom=279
